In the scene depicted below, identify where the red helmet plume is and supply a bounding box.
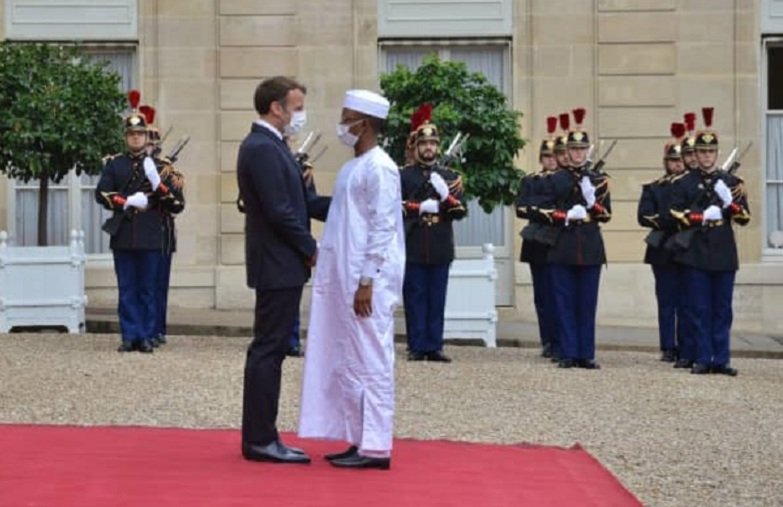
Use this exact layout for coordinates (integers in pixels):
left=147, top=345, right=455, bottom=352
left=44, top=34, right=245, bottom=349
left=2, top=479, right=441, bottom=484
left=559, top=113, right=570, bottom=132
left=127, top=89, right=141, bottom=110
left=572, top=108, right=586, bottom=127
left=701, top=107, right=714, bottom=129
left=139, top=105, right=156, bottom=126
left=670, top=122, right=686, bottom=140
left=546, top=116, right=558, bottom=135
left=410, top=103, right=433, bottom=132
left=683, top=112, right=697, bottom=134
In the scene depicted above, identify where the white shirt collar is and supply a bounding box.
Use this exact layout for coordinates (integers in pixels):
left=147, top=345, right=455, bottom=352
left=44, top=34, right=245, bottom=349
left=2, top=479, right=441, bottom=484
left=254, top=119, right=283, bottom=140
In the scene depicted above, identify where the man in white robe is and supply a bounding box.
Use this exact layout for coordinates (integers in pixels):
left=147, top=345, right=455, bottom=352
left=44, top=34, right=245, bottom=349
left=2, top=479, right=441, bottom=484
left=298, top=89, right=405, bottom=470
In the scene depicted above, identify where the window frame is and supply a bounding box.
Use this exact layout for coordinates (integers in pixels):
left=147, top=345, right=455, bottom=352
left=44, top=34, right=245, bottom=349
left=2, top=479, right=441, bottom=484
left=4, top=42, right=138, bottom=262
left=377, top=38, right=515, bottom=259
left=762, top=37, right=783, bottom=259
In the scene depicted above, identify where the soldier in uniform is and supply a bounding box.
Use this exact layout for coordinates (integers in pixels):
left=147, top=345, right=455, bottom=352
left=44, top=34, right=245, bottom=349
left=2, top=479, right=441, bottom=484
left=400, top=106, right=467, bottom=362
left=516, top=117, right=560, bottom=358
left=531, top=108, right=611, bottom=369
left=668, top=108, right=750, bottom=376
left=139, top=104, right=186, bottom=348
left=637, top=123, right=688, bottom=363
left=681, top=112, right=699, bottom=171
left=96, top=90, right=185, bottom=353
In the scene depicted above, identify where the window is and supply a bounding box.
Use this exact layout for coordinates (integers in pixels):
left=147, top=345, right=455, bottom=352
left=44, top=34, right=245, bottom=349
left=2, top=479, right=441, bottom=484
left=8, top=46, right=136, bottom=255
left=380, top=41, right=515, bottom=305
left=380, top=42, right=512, bottom=250
left=764, top=40, right=783, bottom=252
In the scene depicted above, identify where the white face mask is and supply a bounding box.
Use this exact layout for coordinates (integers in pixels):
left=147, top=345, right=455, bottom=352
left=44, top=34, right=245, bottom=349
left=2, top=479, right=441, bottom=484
left=336, top=120, right=363, bottom=147
left=284, top=110, right=307, bottom=136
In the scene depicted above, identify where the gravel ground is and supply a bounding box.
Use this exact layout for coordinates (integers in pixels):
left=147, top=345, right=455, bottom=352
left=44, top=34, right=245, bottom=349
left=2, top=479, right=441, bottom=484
left=1, top=332, right=781, bottom=507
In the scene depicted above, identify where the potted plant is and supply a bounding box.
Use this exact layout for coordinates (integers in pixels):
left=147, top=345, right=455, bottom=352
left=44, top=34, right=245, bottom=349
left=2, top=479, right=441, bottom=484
left=0, top=41, right=126, bottom=332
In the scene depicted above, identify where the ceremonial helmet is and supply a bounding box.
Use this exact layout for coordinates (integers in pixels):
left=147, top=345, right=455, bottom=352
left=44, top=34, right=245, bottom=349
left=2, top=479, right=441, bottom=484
left=139, top=105, right=161, bottom=145
left=124, top=89, right=147, bottom=133
left=408, top=103, right=440, bottom=165
left=694, top=107, right=718, bottom=150
left=553, top=113, right=569, bottom=152
left=664, top=122, right=685, bottom=160
left=681, top=112, right=697, bottom=154
left=566, top=108, right=590, bottom=148
left=539, top=116, right=558, bottom=159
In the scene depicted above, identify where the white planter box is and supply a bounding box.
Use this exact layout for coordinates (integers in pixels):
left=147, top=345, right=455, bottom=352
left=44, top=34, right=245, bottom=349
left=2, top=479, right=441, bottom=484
left=0, top=230, right=88, bottom=333
left=443, top=243, right=498, bottom=347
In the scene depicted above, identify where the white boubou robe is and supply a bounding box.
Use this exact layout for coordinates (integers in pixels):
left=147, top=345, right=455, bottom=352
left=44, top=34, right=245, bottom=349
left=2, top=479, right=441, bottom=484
left=298, top=145, right=405, bottom=453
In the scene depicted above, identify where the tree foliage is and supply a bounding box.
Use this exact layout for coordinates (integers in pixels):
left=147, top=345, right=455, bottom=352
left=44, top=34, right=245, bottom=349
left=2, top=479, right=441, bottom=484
left=0, top=41, right=127, bottom=245
left=380, top=54, right=526, bottom=212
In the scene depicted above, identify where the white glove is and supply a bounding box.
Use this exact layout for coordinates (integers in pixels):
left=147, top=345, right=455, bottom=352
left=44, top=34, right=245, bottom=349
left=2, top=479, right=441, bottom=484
left=713, top=179, right=733, bottom=209
left=565, top=204, right=587, bottom=226
left=702, top=205, right=723, bottom=223
left=419, top=198, right=440, bottom=215
left=143, top=156, right=161, bottom=189
left=579, top=176, right=596, bottom=209
left=430, top=172, right=450, bottom=202
left=123, top=191, right=149, bottom=211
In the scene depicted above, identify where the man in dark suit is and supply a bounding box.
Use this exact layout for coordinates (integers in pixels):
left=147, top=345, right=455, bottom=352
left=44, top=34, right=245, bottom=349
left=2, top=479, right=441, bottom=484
left=237, top=76, right=318, bottom=464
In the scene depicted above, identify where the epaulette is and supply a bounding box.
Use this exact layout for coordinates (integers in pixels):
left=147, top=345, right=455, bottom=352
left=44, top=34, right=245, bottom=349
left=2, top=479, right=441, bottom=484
left=157, top=156, right=174, bottom=166
left=101, top=152, right=121, bottom=164
left=668, top=172, right=689, bottom=184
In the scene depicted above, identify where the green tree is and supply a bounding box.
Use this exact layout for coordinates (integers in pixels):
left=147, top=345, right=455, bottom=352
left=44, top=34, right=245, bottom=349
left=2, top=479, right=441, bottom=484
left=0, top=41, right=126, bottom=246
left=380, top=54, right=526, bottom=213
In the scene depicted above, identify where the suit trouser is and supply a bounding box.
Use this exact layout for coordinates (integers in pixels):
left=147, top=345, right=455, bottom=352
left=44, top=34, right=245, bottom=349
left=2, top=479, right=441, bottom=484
left=113, top=250, right=162, bottom=342
left=550, top=264, right=601, bottom=361
left=155, top=252, right=173, bottom=338
left=242, top=286, right=303, bottom=446
left=652, top=264, right=687, bottom=354
left=403, top=262, right=451, bottom=353
left=530, top=263, right=558, bottom=354
left=684, top=268, right=736, bottom=367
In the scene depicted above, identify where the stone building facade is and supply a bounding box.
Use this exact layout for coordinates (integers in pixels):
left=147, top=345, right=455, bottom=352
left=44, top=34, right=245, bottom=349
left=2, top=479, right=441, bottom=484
left=1, top=0, right=782, bottom=334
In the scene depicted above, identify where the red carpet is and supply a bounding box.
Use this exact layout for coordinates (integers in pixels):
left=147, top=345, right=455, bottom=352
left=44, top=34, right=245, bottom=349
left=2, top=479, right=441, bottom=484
left=0, top=424, right=642, bottom=507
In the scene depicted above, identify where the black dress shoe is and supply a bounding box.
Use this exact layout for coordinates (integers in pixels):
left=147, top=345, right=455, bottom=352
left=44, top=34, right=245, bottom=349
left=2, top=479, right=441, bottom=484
left=711, top=365, right=738, bottom=377
left=137, top=339, right=154, bottom=353
left=558, top=358, right=575, bottom=369
left=150, top=336, right=161, bottom=348
left=117, top=340, right=135, bottom=353
left=577, top=359, right=601, bottom=370
left=541, top=344, right=553, bottom=358
left=674, top=358, right=693, bottom=369
left=286, top=346, right=303, bottom=358
left=330, top=454, right=390, bottom=470
left=324, top=445, right=358, bottom=461
left=242, top=441, right=311, bottom=464
left=660, top=349, right=677, bottom=362
left=157, top=334, right=167, bottom=345
left=407, top=352, right=426, bottom=361
left=426, top=351, right=452, bottom=363
left=690, top=363, right=710, bottom=375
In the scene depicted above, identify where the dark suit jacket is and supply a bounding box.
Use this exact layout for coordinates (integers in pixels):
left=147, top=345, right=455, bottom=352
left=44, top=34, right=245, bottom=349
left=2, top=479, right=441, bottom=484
left=237, top=123, right=317, bottom=290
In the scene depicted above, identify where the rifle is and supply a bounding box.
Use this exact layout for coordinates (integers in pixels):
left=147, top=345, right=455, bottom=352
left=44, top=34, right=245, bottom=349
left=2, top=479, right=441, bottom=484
left=165, top=135, right=190, bottom=164
left=439, top=132, right=470, bottom=168
left=726, top=141, right=753, bottom=175
left=590, top=139, right=617, bottom=173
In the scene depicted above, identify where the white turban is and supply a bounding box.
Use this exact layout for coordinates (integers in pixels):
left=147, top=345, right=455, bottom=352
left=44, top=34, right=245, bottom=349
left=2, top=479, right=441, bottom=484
left=342, top=89, right=390, bottom=120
